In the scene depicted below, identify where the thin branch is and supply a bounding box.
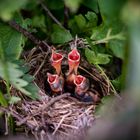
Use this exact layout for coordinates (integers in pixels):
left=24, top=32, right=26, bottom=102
left=39, top=0, right=65, bottom=29
left=38, top=93, right=71, bottom=112
left=64, top=4, right=69, bottom=28
left=9, top=21, right=51, bottom=52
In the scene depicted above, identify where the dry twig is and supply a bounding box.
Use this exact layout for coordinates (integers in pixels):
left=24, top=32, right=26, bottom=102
left=39, top=0, right=65, bottom=29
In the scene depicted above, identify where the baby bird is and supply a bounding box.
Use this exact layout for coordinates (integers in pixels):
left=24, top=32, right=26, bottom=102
left=74, top=75, right=92, bottom=102
left=74, top=75, right=89, bottom=96
left=48, top=48, right=65, bottom=95
left=50, top=48, right=63, bottom=76
left=47, top=72, right=64, bottom=95
left=67, top=47, right=80, bottom=75
left=65, top=48, right=80, bottom=92
left=74, top=75, right=101, bottom=103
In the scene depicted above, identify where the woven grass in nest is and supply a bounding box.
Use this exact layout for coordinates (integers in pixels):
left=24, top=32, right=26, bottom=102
left=9, top=46, right=118, bottom=140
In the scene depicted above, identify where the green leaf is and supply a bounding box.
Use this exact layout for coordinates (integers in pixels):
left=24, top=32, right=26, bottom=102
left=82, top=0, right=98, bottom=13
left=69, top=13, right=96, bottom=35
left=85, top=48, right=111, bottom=65
left=51, top=24, right=73, bottom=44
left=68, top=19, right=79, bottom=35
left=64, top=0, right=82, bottom=12
left=46, top=0, right=64, bottom=10
left=0, top=0, right=28, bottom=21
left=22, top=18, right=32, bottom=29
left=23, top=0, right=38, bottom=10
left=74, top=14, right=86, bottom=29
left=109, top=40, right=125, bottom=59
left=96, top=53, right=111, bottom=64
left=112, top=76, right=122, bottom=91
left=0, top=91, right=8, bottom=107
left=85, top=11, right=98, bottom=27
left=98, top=0, right=126, bottom=23
left=91, top=24, right=108, bottom=40
left=9, top=96, right=21, bottom=104
left=0, top=22, right=24, bottom=60
left=32, top=15, right=46, bottom=29
left=24, top=83, right=39, bottom=99
left=0, top=60, right=39, bottom=99
left=90, top=23, right=126, bottom=59
left=22, top=74, right=35, bottom=83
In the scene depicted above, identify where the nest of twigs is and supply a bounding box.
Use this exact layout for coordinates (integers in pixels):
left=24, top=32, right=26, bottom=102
left=8, top=40, right=117, bottom=140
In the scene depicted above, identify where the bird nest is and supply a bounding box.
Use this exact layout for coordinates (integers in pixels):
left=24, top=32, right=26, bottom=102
left=6, top=41, right=118, bottom=140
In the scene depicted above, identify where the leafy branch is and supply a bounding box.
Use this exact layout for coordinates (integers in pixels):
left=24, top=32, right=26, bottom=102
left=9, top=21, right=51, bottom=51
left=91, top=29, right=126, bottom=45
left=0, top=21, right=39, bottom=105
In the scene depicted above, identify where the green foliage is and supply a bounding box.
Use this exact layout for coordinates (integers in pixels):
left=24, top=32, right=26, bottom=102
left=85, top=48, right=111, bottom=65
left=0, top=60, right=39, bottom=100
left=69, top=12, right=98, bottom=35
left=0, top=15, right=39, bottom=104
left=0, top=90, right=8, bottom=107
left=85, top=11, right=98, bottom=27
left=98, top=0, right=126, bottom=23
left=51, top=24, right=73, bottom=44
left=0, top=23, right=23, bottom=60
left=64, top=0, right=82, bottom=12
left=109, top=40, right=125, bottom=59
left=0, top=0, right=28, bottom=21
left=112, top=76, right=122, bottom=91
left=74, top=14, right=86, bottom=30
left=82, top=0, right=99, bottom=13
left=45, top=0, right=64, bottom=10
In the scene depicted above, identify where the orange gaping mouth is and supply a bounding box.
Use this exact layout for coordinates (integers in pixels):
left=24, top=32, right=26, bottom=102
left=74, top=75, right=85, bottom=86
left=47, top=73, right=58, bottom=84
left=51, top=50, right=63, bottom=63
left=68, top=48, right=80, bottom=62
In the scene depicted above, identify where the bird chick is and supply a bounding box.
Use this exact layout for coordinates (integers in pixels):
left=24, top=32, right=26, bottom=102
left=68, top=47, right=80, bottom=75
left=65, top=48, right=80, bottom=92
left=50, top=49, right=63, bottom=76
left=74, top=75, right=93, bottom=102
left=74, top=75, right=89, bottom=96
left=47, top=73, right=64, bottom=95
left=74, top=75, right=101, bottom=103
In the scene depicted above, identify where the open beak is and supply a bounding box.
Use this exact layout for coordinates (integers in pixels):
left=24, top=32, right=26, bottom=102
left=68, top=48, right=80, bottom=75
left=50, top=49, right=63, bottom=75
left=74, top=75, right=89, bottom=95
left=47, top=72, right=64, bottom=94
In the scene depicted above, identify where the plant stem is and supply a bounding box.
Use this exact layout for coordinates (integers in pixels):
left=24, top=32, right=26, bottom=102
left=95, top=64, right=122, bottom=99
left=64, top=4, right=69, bottom=29
left=92, top=32, right=126, bottom=45
left=2, top=62, right=10, bottom=97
